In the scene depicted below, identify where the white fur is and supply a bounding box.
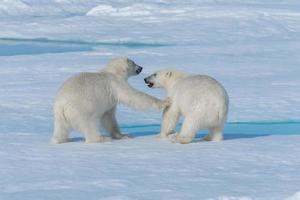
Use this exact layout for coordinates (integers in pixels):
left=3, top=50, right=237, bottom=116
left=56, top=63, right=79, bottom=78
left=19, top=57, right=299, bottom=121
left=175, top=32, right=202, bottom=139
left=145, top=69, right=229, bottom=144
left=51, top=58, right=169, bottom=144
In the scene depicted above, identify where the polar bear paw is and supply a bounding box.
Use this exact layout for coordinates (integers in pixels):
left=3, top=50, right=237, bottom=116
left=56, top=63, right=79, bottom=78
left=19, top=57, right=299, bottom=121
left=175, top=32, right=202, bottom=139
left=85, top=136, right=112, bottom=143
left=51, top=137, right=69, bottom=144
left=170, top=133, right=192, bottom=144
left=202, top=134, right=223, bottom=142
left=156, top=133, right=168, bottom=139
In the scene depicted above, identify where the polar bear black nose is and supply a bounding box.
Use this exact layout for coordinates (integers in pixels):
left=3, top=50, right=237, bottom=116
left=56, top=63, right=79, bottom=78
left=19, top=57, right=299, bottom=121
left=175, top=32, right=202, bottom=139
left=144, top=77, right=149, bottom=83
left=136, top=66, right=143, bottom=74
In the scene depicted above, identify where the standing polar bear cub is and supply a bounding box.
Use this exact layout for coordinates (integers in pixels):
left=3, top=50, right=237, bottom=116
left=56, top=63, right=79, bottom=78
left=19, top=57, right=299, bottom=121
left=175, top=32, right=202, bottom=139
left=52, top=58, right=170, bottom=144
left=144, top=69, right=228, bottom=144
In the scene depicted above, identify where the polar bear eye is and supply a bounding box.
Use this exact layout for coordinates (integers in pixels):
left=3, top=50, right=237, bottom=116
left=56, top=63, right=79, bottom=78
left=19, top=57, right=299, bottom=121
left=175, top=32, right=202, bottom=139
left=153, top=73, right=157, bottom=77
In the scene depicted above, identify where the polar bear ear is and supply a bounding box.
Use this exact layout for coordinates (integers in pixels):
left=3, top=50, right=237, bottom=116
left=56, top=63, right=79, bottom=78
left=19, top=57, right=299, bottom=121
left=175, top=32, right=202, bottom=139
left=166, top=72, right=173, bottom=77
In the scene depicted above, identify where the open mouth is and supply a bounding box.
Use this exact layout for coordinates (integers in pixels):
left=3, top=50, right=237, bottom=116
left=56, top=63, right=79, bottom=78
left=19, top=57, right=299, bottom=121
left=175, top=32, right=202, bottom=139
left=147, top=82, right=154, bottom=88
left=144, top=77, right=153, bottom=87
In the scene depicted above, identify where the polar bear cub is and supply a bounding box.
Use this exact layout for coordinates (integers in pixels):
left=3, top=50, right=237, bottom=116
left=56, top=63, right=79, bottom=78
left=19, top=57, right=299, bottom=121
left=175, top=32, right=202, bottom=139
left=144, top=69, right=228, bottom=144
left=51, top=58, right=170, bottom=144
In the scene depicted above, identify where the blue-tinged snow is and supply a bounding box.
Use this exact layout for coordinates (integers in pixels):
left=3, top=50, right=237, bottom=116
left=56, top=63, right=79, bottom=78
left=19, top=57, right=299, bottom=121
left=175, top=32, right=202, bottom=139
left=0, top=0, right=300, bottom=200
left=1, top=134, right=300, bottom=200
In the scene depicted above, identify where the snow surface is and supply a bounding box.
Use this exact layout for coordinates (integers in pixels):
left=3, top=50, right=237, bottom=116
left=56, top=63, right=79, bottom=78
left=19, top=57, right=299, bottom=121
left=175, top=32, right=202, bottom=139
left=0, top=0, right=300, bottom=199
left=1, top=134, right=300, bottom=200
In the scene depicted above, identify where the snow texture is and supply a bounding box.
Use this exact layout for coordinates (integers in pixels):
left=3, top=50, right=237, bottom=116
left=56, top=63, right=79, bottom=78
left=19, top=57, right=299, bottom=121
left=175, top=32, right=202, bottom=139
left=0, top=0, right=300, bottom=199
left=1, top=134, right=300, bottom=200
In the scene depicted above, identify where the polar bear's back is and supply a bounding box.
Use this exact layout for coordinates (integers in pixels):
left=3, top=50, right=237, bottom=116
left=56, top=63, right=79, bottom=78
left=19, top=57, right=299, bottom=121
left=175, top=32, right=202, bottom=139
left=54, top=72, right=117, bottom=123
left=56, top=72, right=116, bottom=102
left=173, top=75, right=228, bottom=125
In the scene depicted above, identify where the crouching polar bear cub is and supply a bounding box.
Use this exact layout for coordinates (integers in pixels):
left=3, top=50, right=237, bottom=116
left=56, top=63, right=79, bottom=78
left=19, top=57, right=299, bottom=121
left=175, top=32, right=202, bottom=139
left=51, top=58, right=170, bottom=144
left=144, top=69, right=228, bottom=144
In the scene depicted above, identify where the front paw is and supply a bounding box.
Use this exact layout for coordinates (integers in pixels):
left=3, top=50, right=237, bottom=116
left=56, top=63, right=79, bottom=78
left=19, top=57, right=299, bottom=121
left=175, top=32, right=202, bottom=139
left=85, top=136, right=112, bottom=143
left=156, top=133, right=168, bottom=139
left=170, top=134, right=192, bottom=144
left=51, top=137, right=69, bottom=144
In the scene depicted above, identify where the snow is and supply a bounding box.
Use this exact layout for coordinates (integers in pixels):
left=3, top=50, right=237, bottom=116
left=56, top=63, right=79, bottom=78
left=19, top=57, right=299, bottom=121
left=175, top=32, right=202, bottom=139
left=287, top=192, right=300, bottom=200
left=86, top=3, right=193, bottom=17
left=0, top=132, right=299, bottom=199
left=1, top=134, right=300, bottom=200
left=0, top=0, right=300, bottom=199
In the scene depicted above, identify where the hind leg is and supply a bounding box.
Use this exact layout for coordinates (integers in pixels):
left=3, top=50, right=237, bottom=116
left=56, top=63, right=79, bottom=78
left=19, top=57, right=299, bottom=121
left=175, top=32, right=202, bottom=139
left=172, top=116, right=200, bottom=144
left=101, top=107, right=127, bottom=139
left=203, top=126, right=224, bottom=142
left=79, top=118, right=109, bottom=143
left=51, top=118, right=70, bottom=144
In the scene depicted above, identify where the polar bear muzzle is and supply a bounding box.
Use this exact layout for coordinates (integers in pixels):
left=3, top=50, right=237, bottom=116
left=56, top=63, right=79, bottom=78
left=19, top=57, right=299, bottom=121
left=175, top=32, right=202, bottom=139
left=136, top=65, right=143, bottom=74
left=144, top=76, right=154, bottom=88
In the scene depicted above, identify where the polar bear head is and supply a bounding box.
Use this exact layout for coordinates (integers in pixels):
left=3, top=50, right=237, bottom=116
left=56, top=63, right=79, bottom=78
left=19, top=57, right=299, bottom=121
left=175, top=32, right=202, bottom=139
left=104, top=57, right=143, bottom=79
left=144, top=69, right=189, bottom=89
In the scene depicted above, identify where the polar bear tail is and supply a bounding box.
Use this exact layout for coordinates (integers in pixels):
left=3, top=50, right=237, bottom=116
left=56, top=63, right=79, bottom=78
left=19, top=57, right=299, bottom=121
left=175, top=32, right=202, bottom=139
left=51, top=103, right=70, bottom=144
left=218, top=89, right=229, bottom=123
